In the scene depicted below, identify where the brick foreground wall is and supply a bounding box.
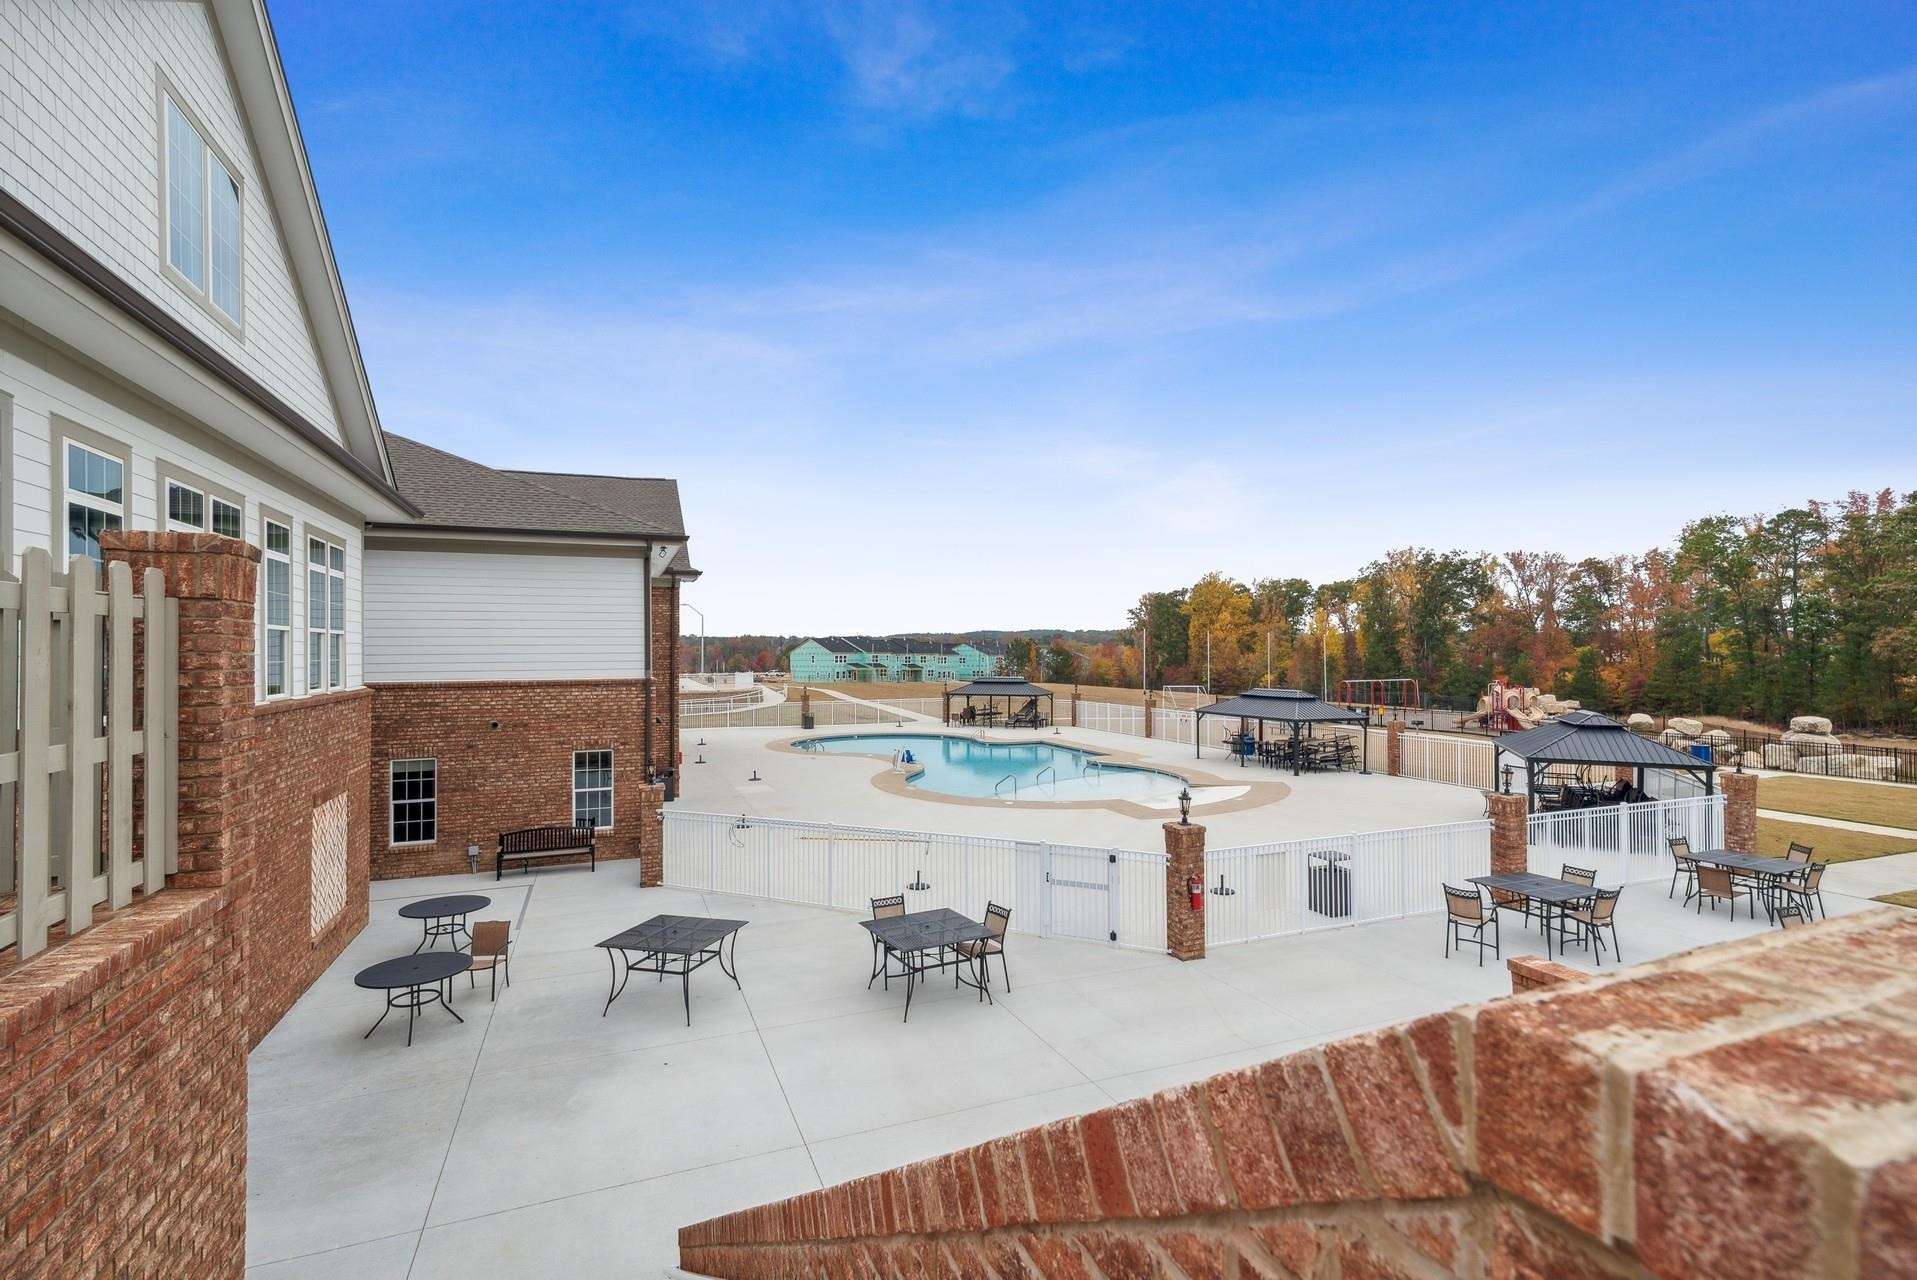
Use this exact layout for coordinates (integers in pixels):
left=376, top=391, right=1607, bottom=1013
left=369, top=680, right=664, bottom=880
left=681, top=909, right=1917, bottom=1280
left=0, top=890, right=247, bottom=1278
left=247, top=689, right=372, bottom=1044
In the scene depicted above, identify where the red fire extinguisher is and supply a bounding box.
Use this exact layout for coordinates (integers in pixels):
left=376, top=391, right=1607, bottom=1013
left=1188, top=874, right=1204, bottom=911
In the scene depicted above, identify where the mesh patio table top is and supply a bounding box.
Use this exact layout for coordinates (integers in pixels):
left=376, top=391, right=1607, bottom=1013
left=597, top=914, right=748, bottom=956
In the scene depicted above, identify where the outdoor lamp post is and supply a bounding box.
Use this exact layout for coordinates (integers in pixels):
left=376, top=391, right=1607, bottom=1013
left=1178, top=786, right=1192, bottom=825
left=680, top=601, right=706, bottom=676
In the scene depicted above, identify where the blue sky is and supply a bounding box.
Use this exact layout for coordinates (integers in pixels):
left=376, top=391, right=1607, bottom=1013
left=272, top=1, right=1917, bottom=634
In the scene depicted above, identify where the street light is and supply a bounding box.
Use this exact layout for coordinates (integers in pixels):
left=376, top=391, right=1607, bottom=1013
left=680, top=602, right=706, bottom=676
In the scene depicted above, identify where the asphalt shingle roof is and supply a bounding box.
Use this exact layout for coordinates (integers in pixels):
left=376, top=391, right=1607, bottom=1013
left=382, top=436, right=691, bottom=560
left=1194, top=687, right=1368, bottom=725
left=1494, top=710, right=1714, bottom=769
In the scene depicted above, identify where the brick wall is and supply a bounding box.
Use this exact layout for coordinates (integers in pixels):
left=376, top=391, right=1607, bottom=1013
left=1163, top=822, right=1205, bottom=961
left=681, top=909, right=1917, bottom=1280
left=1385, top=719, right=1404, bottom=776
left=0, top=889, right=247, bottom=1278
left=247, top=689, right=371, bottom=1044
left=368, top=680, right=665, bottom=881
left=650, top=577, right=681, bottom=781
left=1722, top=770, right=1758, bottom=854
left=1506, top=954, right=1587, bottom=993
left=1488, top=791, right=1528, bottom=875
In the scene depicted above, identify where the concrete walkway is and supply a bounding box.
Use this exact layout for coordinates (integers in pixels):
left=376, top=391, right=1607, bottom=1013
left=1757, top=808, right=1917, bottom=842
left=1821, top=851, right=1917, bottom=900
left=245, top=861, right=1877, bottom=1278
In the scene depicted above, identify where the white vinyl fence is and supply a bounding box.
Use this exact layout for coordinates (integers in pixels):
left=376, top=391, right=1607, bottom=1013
left=1526, top=793, right=1722, bottom=887
left=1, top=550, right=179, bottom=961
left=1202, top=820, right=1493, bottom=947
left=682, top=697, right=947, bottom=729
left=1367, top=727, right=1497, bottom=790
left=662, top=811, right=1167, bottom=949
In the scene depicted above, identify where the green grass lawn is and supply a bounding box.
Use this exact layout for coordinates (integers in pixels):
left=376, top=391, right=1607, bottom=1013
left=1874, top=890, right=1917, bottom=909
left=1755, top=816, right=1917, bottom=864
left=1757, top=776, right=1917, bottom=830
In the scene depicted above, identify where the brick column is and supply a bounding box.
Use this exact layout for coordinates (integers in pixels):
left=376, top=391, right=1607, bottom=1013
left=99, top=532, right=259, bottom=890
left=637, top=780, right=666, bottom=885
left=1070, top=685, right=1078, bottom=727
left=1508, top=955, right=1588, bottom=993
left=1489, top=792, right=1529, bottom=876
left=1164, top=821, right=1205, bottom=961
left=1722, top=771, right=1757, bottom=854
left=1385, top=720, right=1404, bottom=776
left=1143, top=693, right=1154, bottom=739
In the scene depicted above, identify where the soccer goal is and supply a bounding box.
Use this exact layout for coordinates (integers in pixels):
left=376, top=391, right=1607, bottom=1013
left=1159, top=684, right=1212, bottom=709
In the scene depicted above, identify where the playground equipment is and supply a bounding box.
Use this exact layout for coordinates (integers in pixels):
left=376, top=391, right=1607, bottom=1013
left=1473, top=680, right=1579, bottom=732
left=1335, top=678, right=1423, bottom=715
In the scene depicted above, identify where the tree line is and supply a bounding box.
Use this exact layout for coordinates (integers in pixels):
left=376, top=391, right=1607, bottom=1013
left=1075, top=490, right=1916, bottom=731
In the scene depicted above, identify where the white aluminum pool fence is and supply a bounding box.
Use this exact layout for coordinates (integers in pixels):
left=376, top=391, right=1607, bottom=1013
left=661, top=811, right=1166, bottom=950
left=1526, top=792, right=1721, bottom=887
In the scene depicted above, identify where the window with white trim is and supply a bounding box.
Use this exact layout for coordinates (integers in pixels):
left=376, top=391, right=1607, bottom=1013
left=307, top=535, right=346, bottom=691
left=262, top=520, right=291, bottom=698
left=389, top=759, right=437, bottom=845
left=65, top=442, right=124, bottom=566
left=166, top=479, right=242, bottom=538
left=572, top=750, right=613, bottom=830
left=164, top=96, right=242, bottom=323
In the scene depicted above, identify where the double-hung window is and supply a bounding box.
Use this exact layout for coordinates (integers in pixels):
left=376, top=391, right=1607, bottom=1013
left=572, top=751, right=613, bottom=830
left=165, top=478, right=242, bottom=537
left=262, top=520, right=291, bottom=697
left=390, top=759, right=437, bottom=845
left=307, top=536, right=346, bottom=691
left=164, top=95, right=243, bottom=324
left=65, top=441, right=125, bottom=567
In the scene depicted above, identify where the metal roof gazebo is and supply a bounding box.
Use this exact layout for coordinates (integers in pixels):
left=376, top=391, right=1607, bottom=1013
left=1193, top=688, right=1369, bottom=774
left=943, top=677, right=1053, bottom=729
left=1492, top=710, right=1716, bottom=811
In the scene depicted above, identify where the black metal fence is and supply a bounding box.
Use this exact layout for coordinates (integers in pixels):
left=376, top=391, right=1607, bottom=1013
left=1688, top=727, right=1917, bottom=785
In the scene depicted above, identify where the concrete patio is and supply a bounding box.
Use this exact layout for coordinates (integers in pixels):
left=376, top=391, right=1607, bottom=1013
left=246, top=858, right=1878, bottom=1278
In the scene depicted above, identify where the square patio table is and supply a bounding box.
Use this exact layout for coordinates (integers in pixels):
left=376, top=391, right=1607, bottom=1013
left=596, top=914, right=746, bottom=1025
left=1469, top=871, right=1600, bottom=960
left=861, top=907, right=996, bottom=1022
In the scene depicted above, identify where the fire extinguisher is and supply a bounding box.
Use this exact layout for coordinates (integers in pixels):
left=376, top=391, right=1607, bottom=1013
left=1188, top=874, right=1204, bottom=911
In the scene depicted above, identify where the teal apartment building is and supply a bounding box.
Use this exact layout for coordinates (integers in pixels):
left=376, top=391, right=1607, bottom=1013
left=788, top=637, right=1000, bottom=682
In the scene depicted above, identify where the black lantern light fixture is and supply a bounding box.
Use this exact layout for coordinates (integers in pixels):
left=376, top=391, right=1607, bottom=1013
left=1177, top=786, right=1192, bottom=825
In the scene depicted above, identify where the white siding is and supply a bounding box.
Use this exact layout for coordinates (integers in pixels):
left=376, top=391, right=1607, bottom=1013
left=0, top=0, right=344, bottom=438
left=1, top=318, right=363, bottom=696
left=364, top=547, right=649, bottom=683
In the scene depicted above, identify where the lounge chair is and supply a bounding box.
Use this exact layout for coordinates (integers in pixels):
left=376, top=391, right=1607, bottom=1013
left=1007, top=698, right=1041, bottom=729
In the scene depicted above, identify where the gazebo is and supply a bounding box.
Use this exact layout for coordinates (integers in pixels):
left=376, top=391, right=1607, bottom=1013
left=1193, top=688, right=1369, bottom=774
left=1492, top=710, right=1716, bottom=812
left=943, top=677, right=1054, bottom=729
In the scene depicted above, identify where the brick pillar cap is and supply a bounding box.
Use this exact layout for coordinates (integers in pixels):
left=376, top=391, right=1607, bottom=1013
left=101, top=530, right=260, bottom=603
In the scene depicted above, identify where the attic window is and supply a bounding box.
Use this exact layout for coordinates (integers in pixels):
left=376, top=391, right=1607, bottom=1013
left=164, top=95, right=243, bottom=325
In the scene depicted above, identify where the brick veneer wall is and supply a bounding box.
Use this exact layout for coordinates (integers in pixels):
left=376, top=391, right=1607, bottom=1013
left=650, top=576, right=682, bottom=781
left=1487, top=791, right=1528, bottom=875
left=247, top=689, right=371, bottom=1043
left=681, top=909, right=1917, bottom=1280
left=368, top=680, right=665, bottom=880
left=1385, top=719, right=1404, bottom=776
left=1722, top=770, right=1758, bottom=854
left=0, top=889, right=246, bottom=1278
left=1506, top=954, right=1587, bottom=993
left=1163, top=822, right=1205, bottom=961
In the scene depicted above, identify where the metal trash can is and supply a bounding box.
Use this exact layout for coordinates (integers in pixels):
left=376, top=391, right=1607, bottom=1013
left=801, top=713, right=815, bottom=730
left=1308, top=849, right=1352, bottom=918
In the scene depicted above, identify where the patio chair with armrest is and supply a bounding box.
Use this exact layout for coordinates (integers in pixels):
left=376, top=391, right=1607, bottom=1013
left=1786, top=842, right=1815, bottom=864
left=1567, top=888, right=1622, bottom=966
left=1442, top=884, right=1499, bottom=966
left=1776, top=904, right=1811, bottom=929
left=1772, top=861, right=1829, bottom=923
left=467, top=920, right=512, bottom=1000
left=954, top=902, right=1012, bottom=995
left=1694, top=865, right=1755, bottom=921
left=868, top=895, right=907, bottom=989
left=1668, top=837, right=1699, bottom=903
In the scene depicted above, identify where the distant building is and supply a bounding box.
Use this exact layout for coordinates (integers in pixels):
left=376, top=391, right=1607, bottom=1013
left=788, top=636, right=999, bottom=682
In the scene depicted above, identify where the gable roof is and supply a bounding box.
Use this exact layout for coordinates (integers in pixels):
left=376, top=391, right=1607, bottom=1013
left=380, top=435, right=690, bottom=551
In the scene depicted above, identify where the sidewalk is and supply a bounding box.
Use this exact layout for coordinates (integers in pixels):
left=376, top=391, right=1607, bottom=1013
left=1757, top=808, right=1917, bottom=842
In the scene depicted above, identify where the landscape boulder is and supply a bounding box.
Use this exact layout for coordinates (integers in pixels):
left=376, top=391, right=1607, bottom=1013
left=1762, top=743, right=1798, bottom=769
left=1781, top=729, right=1844, bottom=758
left=1667, top=716, right=1705, bottom=737
left=1700, top=728, right=1733, bottom=746
left=1626, top=713, right=1656, bottom=731
left=1789, top=715, right=1834, bottom=735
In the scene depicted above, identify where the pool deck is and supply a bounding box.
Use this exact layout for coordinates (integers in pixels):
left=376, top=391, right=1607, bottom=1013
left=676, top=723, right=1484, bottom=847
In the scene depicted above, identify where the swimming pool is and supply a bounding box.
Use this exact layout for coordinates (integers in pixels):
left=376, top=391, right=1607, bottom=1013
left=792, top=733, right=1188, bottom=802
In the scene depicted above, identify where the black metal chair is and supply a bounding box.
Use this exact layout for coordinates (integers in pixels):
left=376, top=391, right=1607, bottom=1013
left=1442, top=884, right=1499, bottom=965
left=1567, top=888, right=1622, bottom=966
left=955, top=902, right=1011, bottom=995
left=868, top=894, right=906, bottom=989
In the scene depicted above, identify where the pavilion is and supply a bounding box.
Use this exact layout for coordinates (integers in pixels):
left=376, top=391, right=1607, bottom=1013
left=1193, top=687, right=1369, bottom=774
left=1492, top=710, right=1717, bottom=811
left=942, top=677, right=1054, bottom=729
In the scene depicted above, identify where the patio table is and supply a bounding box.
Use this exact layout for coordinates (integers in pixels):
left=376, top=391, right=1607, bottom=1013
left=1469, top=871, right=1599, bottom=960
left=355, top=952, right=471, bottom=1046
left=861, top=907, right=996, bottom=1022
left=398, top=893, right=491, bottom=953
left=1688, top=850, right=1804, bottom=920
left=596, top=914, right=746, bottom=1025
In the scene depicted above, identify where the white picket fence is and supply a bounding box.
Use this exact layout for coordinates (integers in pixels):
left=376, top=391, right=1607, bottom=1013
left=1, top=549, right=179, bottom=961
left=662, top=811, right=1167, bottom=950
left=1202, top=819, right=1493, bottom=946
left=1526, top=793, right=1722, bottom=887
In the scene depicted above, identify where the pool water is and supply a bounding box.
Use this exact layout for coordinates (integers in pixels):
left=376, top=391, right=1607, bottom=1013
left=793, top=733, right=1188, bottom=802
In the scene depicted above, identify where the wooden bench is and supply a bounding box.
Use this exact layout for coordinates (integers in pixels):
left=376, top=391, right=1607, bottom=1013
left=496, top=824, right=597, bottom=879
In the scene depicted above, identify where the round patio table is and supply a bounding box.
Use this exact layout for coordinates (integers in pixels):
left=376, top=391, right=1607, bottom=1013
left=398, top=894, right=491, bottom=953
left=355, top=952, right=472, bottom=1046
